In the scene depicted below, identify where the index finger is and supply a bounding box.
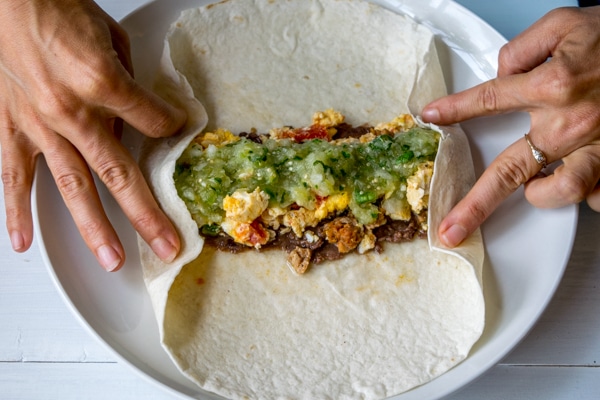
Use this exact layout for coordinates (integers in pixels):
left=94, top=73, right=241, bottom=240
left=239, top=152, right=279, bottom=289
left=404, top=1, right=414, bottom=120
left=496, top=7, right=593, bottom=77
left=103, top=68, right=187, bottom=139
left=421, top=72, right=535, bottom=125
left=438, top=137, right=542, bottom=247
left=95, top=9, right=188, bottom=139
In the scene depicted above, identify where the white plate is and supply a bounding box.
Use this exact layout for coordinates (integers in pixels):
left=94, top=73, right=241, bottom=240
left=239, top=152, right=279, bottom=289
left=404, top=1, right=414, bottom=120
left=33, top=0, right=578, bottom=399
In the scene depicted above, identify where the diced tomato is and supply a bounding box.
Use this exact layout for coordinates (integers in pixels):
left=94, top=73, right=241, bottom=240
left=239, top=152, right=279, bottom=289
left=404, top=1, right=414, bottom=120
left=249, top=220, right=269, bottom=245
left=315, top=194, right=328, bottom=205
left=281, top=124, right=330, bottom=143
left=234, top=220, right=269, bottom=247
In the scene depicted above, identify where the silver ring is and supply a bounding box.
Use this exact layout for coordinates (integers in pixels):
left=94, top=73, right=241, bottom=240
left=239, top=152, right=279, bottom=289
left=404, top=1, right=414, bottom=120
left=524, top=133, right=548, bottom=169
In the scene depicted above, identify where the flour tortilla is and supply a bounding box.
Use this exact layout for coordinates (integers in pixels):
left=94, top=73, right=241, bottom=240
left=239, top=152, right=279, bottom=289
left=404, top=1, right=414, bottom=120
left=137, top=1, right=484, bottom=399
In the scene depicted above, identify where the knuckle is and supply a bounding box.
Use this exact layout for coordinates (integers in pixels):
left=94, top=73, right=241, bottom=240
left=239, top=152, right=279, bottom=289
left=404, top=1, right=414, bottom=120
left=4, top=198, right=29, bottom=223
left=461, top=201, right=490, bottom=229
left=35, top=88, right=74, bottom=120
left=494, top=156, right=531, bottom=192
left=547, top=7, right=579, bottom=22
left=537, top=63, right=577, bottom=105
left=146, top=110, right=177, bottom=137
left=69, top=51, right=125, bottom=102
left=96, top=158, right=135, bottom=194
left=80, top=61, right=120, bottom=99
left=55, top=170, right=91, bottom=201
left=129, top=208, right=161, bottom=233
left=1, top=167, right=27, bottom=190
left=5, top=206, right=26, bottom=224
left=78, top=217, right=106, bottom=241
left=497, top=43, right=515, bottom=71
left=1, top=162, right=35, bottom=223
left=476, top=84, right=500, bottom=113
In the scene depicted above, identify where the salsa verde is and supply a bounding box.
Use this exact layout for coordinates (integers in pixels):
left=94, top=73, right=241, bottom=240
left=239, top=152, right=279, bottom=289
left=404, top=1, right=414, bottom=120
left=174, top=126, right=440, bottom=227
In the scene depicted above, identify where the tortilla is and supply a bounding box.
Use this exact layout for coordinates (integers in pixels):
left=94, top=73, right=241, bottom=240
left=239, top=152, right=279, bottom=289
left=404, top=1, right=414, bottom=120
left=137, top=1, right=485, bottom=399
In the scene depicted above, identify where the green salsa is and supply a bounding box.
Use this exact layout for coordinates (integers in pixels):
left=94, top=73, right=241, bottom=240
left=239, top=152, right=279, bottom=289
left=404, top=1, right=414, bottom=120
left=174, top=127, right=440, bottom=227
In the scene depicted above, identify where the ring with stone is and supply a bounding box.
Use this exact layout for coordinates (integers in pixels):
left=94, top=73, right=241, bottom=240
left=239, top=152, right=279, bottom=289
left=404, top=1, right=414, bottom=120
left=524, top=133, right=548, bottom=169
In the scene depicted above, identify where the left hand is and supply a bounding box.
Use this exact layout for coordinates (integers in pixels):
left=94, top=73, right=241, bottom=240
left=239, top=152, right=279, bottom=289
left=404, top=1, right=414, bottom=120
left=422, top=6, right=600, bottom=248
left=0, top=0, right=186, bottom=271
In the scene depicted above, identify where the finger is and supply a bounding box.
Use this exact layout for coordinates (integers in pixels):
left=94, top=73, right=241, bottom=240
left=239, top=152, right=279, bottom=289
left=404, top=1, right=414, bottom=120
left=42, top=137, right=125, bottom=272
left=421, top=72, right=535, bottom=125
left=496, top=8, right=596, bottom=78
left=94, top=144, right=181, bottom=263
left=115, top=77, right=187, bottom=138
left=438, top=137, right=542, bottom=247
left=107, top=17, right=133, bottom=75
left=97, top=61, right=187, bottom=139
left=495, top=8, right=569, bottom=77
left=496, top=39, right=549, bottom=78
left=55, top=118, right=181, bottom=263
left=0, top=131, right=39, bottom=252
left=524, top=146, right=600, bottom=208
left=85, top=0, right=134, bottom=76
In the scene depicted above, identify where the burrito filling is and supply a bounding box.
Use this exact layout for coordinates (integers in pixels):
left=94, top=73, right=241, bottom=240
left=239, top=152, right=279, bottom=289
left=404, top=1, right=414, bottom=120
left=174, top=110, right=440, bottom=273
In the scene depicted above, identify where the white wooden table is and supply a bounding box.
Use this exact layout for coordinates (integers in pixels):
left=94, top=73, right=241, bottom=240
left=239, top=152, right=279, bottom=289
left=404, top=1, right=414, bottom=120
left=2, top=0, right=599, bottom=399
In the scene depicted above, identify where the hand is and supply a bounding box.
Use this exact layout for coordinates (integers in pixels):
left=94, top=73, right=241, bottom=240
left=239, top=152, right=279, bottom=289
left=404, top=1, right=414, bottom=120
left=0, top=0, right=186, bottom=270
left=422, top=6, right=600, bottom=248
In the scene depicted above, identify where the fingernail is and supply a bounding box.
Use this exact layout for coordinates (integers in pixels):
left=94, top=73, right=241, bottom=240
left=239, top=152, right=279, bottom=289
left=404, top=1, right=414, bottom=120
left=441, top=224, right=468, bottom=248
left=421, top=107, right=440, bottom=123
left=151, top=237, right=177, bottom=263
left=10, top=231, right=25, bottom=252
left=97, top=245, right=122, bottom=272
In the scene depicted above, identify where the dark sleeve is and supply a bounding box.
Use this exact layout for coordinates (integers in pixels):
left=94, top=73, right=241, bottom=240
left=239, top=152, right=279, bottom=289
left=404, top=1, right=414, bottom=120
left=579, top=0, right=599, bottom=6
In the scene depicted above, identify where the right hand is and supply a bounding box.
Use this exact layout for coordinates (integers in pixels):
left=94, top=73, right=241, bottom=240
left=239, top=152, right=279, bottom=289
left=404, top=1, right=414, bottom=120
left=422, top=6, right=600, bottom=248
left=0, top=0, right=187, bottom=271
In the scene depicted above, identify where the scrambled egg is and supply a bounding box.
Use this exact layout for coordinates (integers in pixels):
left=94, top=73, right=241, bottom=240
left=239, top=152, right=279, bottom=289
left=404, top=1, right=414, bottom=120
left=359, top=131, right=378, bottom=144
left=312, top=109, right=344, bottom=128
left=375, top=114, right=415, bottom=133
left=197, top=128, right=240, bottom=147
left=223, top=188, right=269, bottom=222
left=260, top=206, right=288, bottom=230
left=268, top=126, right=293, bottom=140
left=283, top=192, right=350, bottom=237
left=313, top=109, right=345, bottom=139
left=221, top=188, right=270, bottom=247
left=406, top=161, right=434, bottom=214
left=314, top=192, right=350, bottom=220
